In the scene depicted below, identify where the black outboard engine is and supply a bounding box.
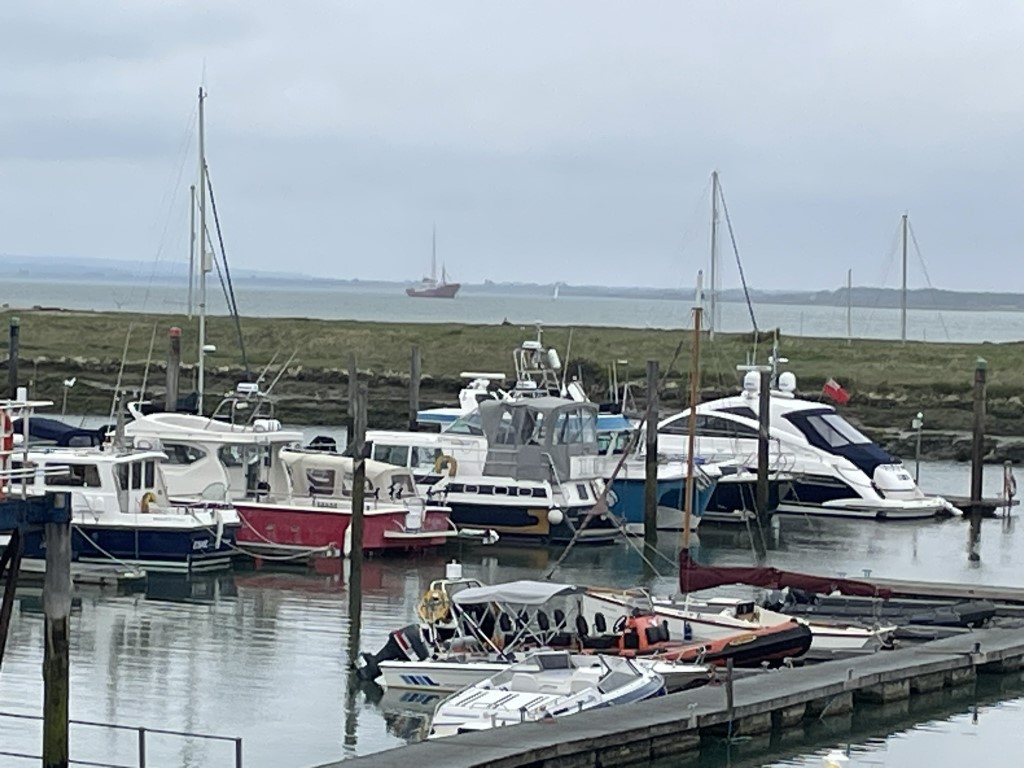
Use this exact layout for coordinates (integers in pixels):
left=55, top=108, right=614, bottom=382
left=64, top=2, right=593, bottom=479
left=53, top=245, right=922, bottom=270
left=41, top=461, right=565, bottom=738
left=355, top=624, right=431, bottom=682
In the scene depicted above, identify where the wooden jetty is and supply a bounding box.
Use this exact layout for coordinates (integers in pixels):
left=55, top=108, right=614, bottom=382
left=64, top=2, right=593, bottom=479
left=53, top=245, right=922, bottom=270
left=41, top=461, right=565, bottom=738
left=325, top=627, right=1024, bottom=768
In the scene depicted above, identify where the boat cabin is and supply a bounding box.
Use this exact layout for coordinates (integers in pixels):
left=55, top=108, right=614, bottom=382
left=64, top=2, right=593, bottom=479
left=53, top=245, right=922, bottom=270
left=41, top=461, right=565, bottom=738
left=276, top=449, right=421, bottom=506
left=478, top=398, right=600, bottom=482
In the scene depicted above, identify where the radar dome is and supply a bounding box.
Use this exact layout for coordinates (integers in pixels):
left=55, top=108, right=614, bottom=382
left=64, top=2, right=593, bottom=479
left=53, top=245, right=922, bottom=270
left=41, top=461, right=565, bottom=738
left=778, top=371, right=797, bottom=393
left=742, top=371, right=760, bottom=393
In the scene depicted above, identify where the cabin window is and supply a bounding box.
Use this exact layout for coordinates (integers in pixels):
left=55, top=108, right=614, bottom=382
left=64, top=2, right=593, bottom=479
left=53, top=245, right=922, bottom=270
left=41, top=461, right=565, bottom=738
left=130, top=463, right=142, bottom=490
left=694, top=414, right=759, bottom=439
left=45, top=463, right=101, bottom=488
left=116, top=464, right=129, bottom=490
left=10, top=461, right=35, bottom=485
left=386, top=473, right=416, bottom=500
left=218, top=445, right=259, bottom=468
left=410, top=447, right=436, bottom=471
left=306, top=468, right=336, bottom=496
left=576, top=483, right=589, bottom=500
left=373, top=444, right=410, bottom=468
left=144, top=461, right=156, bottom=489
left=164, top=443, right=206, bottom=465
left=795, top=413, right=870, bottom=449
left=716, top=406, right=758, bottom=420
left=493, top=413, right=517, bottom=446
left=446, top=411, right=483, bottom=436
left=552, top=408, right=595, bottom=445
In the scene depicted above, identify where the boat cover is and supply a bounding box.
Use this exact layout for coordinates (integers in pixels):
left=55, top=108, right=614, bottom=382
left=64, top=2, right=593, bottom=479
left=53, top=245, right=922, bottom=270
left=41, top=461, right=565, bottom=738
left=453, top=580, right=583, bottom=606
left=678, top=550, right=892, bottom=598
left=13, top=417, right=110, bottom=447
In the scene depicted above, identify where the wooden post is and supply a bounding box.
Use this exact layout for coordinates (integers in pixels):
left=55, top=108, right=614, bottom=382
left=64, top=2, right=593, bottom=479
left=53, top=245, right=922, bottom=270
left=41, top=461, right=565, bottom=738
left=43, top=495, right=71, bottom=768
left=165, top=327, right=181, bottom=413
left=347, top=382, right=367, bottom=656
left=408, top=345, right=421, bottom=431
left=756, top=370, right=771, bottom=522
left=643, top=360, right=659, bottom=546
left=0, top=528, right=22, bottom=667
left=969, top=358, right=986, bottom=562
left=347, top=353, right=358, bottom=420
left=8, top=317, right=20, bottom=400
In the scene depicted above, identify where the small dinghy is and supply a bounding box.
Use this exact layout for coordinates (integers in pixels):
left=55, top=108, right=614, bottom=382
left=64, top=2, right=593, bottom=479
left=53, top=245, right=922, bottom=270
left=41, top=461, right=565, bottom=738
left=428, top=650, right=664, bottom=739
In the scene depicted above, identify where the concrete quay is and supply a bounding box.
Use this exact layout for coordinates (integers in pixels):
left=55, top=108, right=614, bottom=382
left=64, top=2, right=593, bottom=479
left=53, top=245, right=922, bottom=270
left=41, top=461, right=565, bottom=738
left=323, top=628, right=1024, bottom=768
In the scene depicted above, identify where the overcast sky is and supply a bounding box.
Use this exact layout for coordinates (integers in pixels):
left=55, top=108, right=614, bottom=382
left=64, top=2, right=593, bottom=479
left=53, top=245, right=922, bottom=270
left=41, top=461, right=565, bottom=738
left=1, top=2, right=1022, bottom=291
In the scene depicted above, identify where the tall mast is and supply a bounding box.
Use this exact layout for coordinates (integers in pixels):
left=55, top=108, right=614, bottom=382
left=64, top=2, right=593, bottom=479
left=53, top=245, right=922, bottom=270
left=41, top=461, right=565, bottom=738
left=431, top=224, right=437, bottom=282
left=682, top=270, right=703, bottom=554
left=187, top=183, right=196, bottom=318
left=846, top=267, right=853, bottom=346
left=708, top=171, right=720, bottom=340
left=197, top=87, right=209, bottom=414
left=900, top=213, right=908, bottom=343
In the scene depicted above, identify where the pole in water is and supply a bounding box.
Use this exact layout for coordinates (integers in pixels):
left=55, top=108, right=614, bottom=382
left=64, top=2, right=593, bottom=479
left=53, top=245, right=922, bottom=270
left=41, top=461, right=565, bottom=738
left=166, top=327, right=182, bottom=413
left=756, top=370, right=771, bottom=522
left=8, top=317, right=20, bottom=400
left=682, top=275, right=703, bottom=556
left=347, top=382, right=368, bottom=659
left=846, top=268, right=853, bottom=346
left=900, top=213, right=908, bottom=343
left=408, top=344, right=421, bottom=432
left=912, top=411, right=923, bottom=484
left=969, top=357, right=986, bottom=562
left=643, top=359, right=659, bottom=547
left=43, top=494, right=71, bottom=768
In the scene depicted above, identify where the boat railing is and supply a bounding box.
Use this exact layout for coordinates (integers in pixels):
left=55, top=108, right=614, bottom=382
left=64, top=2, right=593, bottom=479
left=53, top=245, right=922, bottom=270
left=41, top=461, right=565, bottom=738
left=0, top=709, right=242, bottom=767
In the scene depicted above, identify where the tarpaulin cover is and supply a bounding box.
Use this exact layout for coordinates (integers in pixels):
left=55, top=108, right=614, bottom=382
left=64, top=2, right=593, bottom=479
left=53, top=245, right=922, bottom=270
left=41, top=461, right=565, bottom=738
left=453, top=580, right=583, bottom=606
left=678, top=550, right=892, bottom=598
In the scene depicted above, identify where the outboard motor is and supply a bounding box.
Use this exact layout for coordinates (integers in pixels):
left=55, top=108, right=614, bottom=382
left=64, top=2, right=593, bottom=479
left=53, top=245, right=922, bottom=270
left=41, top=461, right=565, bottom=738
left=355, top=624, right=431, bottom=682
left=872, top=464, right=920, bottom=500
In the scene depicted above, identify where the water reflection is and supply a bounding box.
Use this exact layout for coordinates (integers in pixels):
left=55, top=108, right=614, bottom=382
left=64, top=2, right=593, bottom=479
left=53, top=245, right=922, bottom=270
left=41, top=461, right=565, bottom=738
left=0, top=460, right=1021, bottom=767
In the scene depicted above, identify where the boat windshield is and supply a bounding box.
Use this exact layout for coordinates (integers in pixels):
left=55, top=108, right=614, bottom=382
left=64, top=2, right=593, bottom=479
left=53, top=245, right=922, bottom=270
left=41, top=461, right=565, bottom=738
left=796, top=412, right=871, bottom=448
left=446, top=411, right=483, bottom=436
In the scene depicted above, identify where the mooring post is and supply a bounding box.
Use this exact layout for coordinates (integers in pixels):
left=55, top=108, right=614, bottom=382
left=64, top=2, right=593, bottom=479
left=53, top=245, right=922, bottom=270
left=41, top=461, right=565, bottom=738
left=725, top=657, right=735, bottom=726
left=644, top=359, right=659, bottom=547
left=0, top=528, right=23, bottom=668
left=969, top=357, right=986, bottom=562
left=8, top=317, right=20, bottom=400
left=165, top=327, right=181, bottom=413
left=347, top=382, right=368, bottom=656
left=408, top=344, right=421, bottom=432
left=756, top=369, right=771, bottom=522
left=43, top=494, right=71, bottom=768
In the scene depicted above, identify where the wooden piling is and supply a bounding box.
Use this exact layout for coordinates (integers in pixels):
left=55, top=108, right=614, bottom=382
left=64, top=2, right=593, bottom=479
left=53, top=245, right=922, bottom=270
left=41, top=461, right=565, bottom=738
left=165, top=327, right=181, bottom=413
left=408, top=345, right=421, bottom=432
left=42, top=500, right=71, bottom=768
left=7, top=317, right=19, bottom=400
left=643, top=360, right=659, bottom=546
left=347, top=382, right=368, bottom=653
left=347, top=353, right=358, bottom=421
left=969, top=358, right=987, bottom=562
left=756, top=369, right=771, bottom=522
left=0, top=528, right=22, bottom=667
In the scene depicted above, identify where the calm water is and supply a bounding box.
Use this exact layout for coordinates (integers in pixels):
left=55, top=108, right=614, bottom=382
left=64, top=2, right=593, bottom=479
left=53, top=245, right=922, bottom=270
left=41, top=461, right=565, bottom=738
left=0, top=459, right=1020, bottom=767
left=7, top=278, right=1024, bottom=343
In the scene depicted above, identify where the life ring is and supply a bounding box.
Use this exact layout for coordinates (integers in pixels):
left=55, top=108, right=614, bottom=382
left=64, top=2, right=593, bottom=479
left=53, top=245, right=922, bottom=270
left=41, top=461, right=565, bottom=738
left=433, top=454, right=458, bottom=477
left=139, top=491, right=158, bottom=514
left=417, top=588, right=452, bottom=625
left=0, top=412, right=13, bottom=501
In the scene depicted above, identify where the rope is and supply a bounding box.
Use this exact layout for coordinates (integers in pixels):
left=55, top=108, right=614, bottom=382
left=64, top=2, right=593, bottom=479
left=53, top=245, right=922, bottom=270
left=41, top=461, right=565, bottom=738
left=907, top=220, right=951, bottom=341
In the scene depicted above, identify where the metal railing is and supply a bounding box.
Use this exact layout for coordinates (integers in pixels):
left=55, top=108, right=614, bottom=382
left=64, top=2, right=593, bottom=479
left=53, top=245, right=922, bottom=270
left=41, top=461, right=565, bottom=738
left=0, top=710, right=242, bottom=768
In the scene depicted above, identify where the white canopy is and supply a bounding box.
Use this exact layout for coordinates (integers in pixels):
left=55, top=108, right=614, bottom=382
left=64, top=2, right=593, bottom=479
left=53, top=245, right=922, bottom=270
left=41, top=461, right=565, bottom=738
left=452, top=580, right=582, bottom=606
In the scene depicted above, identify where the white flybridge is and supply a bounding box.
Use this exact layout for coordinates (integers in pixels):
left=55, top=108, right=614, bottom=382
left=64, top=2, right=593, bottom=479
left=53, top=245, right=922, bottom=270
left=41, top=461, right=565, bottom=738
left=657, top=353, right=960, bottom=521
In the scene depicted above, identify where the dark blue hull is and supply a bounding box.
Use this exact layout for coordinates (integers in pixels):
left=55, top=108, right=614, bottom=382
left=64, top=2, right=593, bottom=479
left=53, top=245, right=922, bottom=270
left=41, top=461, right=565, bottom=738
left=706, top=474, right=866, bottom=519
left=19, top=524, right=239, bottom=572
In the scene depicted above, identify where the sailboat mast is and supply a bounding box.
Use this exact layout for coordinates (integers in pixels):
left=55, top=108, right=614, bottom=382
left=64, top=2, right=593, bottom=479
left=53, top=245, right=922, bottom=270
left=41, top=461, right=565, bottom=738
left=683, top=271, right=703, bottom=552
left=187, top=184, right=196, bottom=318
left=708, top=171, right=720, bottom=340
left=846, top=268, right=853, bottom=346
left=197, top=87, right=209, bottom=414
left=431, top=225, right=437, bottom=282
left=900, top=213, right=908, bottom=343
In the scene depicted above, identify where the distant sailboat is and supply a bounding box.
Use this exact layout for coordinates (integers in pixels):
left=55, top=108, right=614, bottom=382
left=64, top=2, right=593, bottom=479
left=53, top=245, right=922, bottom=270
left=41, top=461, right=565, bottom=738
left=407, top=227, right=461, bottom=299
left=553, top=282, right=561, bottom=300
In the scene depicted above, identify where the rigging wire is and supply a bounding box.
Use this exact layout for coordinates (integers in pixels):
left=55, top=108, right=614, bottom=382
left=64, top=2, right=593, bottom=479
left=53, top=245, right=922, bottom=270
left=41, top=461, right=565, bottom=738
left=863, top=219, right=903, bottom=336
left=205, top=166, right=251, bottom=378
left=715, top=178, right=759, bottom=338
left=907, top=220, right=952, bottom=342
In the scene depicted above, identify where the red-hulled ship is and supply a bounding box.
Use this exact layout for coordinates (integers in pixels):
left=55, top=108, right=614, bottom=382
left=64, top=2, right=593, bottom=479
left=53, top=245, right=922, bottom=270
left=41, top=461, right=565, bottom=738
left=406, top=227, right=460, bottom=298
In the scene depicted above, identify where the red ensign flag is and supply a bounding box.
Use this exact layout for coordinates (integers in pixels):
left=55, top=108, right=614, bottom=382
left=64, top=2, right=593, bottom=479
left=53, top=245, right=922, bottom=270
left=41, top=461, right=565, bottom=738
left=822, top=378, right=850, bottom=405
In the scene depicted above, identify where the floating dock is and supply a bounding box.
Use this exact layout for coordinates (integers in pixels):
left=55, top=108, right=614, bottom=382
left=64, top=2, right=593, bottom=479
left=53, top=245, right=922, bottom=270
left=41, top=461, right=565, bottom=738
left=326, top=627, right=1024, bottom=768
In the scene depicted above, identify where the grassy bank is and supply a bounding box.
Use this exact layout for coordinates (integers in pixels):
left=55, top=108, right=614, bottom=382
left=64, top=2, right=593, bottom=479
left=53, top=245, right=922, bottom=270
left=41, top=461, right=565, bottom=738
left=2, top=308, right=1021, bottom=446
